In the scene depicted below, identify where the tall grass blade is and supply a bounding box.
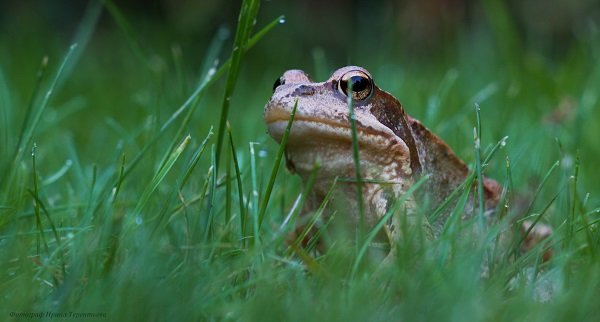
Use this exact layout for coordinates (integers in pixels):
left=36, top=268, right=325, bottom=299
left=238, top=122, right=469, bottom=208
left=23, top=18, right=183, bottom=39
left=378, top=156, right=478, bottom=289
left=31, top=144, right=49, bottom=256
left=214, top=0, right=261, bottom=170
left=249, top=142, right=260, bottom=246
left=429, top=131, right=507, bottom=224
left=474, top=103, right=485, bottom=230
left=56, top=0, right=102, bottom=90
left=258, top=100, right=297, bottom=228
left=225, top=149, right=232, bottom=226
left=204, top=145, right=218, bottom=241
left=16, top=45, right=79, bottom=168
left=568, top=151, right=581, bottom=247
left=131, top=135, right=191, bottom=220
left=151, top=129, right=213, bottom=236
left=227, top=124, right=247, bottom=243
left=287, top=165, right=327, bottom=251
left=524, top=160, right=559, bottom=216
left=26, top=190, right=66, bottom=280
left=111, top=154, right=126, bottom=204
left=347, top=84, right=365, bottom=246
left=41, top=160, right=73, bottom=186
left=180, top=129, right=214, bottom=190
left=197, top=26, right=230, bottom=86
left=3, top=57, right=47, bottom=186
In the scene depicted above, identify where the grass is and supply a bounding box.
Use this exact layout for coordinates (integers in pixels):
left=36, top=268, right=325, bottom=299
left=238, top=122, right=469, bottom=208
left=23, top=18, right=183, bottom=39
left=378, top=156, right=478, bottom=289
left=1, top=1, right=600, bottom=321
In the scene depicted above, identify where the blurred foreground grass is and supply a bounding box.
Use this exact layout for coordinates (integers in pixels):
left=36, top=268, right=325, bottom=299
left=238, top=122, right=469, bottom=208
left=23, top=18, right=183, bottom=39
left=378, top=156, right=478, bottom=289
left=1, top=1, right=599, bottom=321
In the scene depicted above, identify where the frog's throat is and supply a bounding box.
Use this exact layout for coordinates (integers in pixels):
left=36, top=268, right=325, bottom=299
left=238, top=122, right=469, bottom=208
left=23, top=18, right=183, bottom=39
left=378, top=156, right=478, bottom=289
left=266, top=116, right=412, bottom=176
left=267, top=116, right=413, bottom=182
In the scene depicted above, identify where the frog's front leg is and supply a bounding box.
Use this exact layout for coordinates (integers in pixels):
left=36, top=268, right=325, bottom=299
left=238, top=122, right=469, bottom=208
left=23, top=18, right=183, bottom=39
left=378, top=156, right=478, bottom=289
left=381, top=197, right=434, bottom=265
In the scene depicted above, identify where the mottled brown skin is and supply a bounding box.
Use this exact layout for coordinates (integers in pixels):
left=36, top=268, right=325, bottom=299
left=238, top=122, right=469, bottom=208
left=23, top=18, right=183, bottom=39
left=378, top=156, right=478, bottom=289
left=368, top=83, right=502, bottom=231
left=265, top=66, right=514, bottom=252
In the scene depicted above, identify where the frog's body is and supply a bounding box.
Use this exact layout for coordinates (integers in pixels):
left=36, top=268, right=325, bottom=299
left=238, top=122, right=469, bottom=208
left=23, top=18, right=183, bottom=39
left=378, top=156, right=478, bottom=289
left=264, top=66, right=544, bottom=252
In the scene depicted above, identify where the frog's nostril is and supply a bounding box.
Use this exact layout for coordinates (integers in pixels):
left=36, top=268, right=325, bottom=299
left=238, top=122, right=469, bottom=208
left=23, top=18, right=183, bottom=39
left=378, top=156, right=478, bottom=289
left=273, top=77, right=284, bottom=92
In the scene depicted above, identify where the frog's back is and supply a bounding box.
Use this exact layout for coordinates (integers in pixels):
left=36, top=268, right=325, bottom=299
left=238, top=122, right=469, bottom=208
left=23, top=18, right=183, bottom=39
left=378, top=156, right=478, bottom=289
left=407, top=116, right=502, bottom=230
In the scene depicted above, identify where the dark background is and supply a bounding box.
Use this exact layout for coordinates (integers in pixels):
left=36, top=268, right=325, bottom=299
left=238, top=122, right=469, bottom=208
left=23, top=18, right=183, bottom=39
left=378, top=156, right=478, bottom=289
left=2, top=0, right=599, bottom=66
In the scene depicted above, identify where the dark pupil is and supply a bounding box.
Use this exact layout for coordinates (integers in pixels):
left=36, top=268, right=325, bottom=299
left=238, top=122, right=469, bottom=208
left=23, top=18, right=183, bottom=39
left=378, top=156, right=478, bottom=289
left=347, top=75, right=368, bottom=92
left=273, top=77, right=284, bottom=92
left=341, top=75, right=369, bottom=96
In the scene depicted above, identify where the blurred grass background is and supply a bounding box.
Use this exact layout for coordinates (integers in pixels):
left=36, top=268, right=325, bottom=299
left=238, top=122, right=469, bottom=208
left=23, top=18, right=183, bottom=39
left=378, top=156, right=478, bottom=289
left=1, top=0, right=599, bottom=321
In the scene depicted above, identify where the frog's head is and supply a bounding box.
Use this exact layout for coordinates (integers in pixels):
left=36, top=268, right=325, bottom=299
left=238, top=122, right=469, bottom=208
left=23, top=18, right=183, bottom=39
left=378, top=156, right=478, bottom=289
left=264, top=66, right=421, bottom=179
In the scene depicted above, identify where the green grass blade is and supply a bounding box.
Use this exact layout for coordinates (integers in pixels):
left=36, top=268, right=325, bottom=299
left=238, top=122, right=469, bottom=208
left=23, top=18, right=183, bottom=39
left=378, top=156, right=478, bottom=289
left=568, top=151, right=581, bottom=248
left=131, top=135, right=191, bottom=220
left=429, top=172, right=475, bottom=224
left=287, top=165, right=328, bottom=251
left=214, top=0, right=261, bottom=170
left=523, top=160, right=560, bottom=216
left=204, top=145, right=218, bottom=241
left=180, top=128, right=214, bottom=190
left=3, top=57, right=47, bottom=185
left=502, top=183, right=565, bottom=264
left=197, top=26, right=230, bottom=86
left=246, top=15, right=285, bottom=49
left=171, top=44, right=187, bottom=97
left=56, top=0, right=102, bottom=90
left=249, top=142, right=260, bottom=246
left=84, top=165, right=98, bottom=221
left=225, top=149, right=232, bottom=226
left=150, top=129, right=213, bottom=237
left=258, top=100, right=298, bottom=229
left=30, top=144, right=49, bottom=256
left=17, top=45, right=79, bottom=166
left=111, top=154, right=126, bottom=204
left=4, top=3, right=99, bottom=184
left=26, top=189, right=66, bottom=279
left=41, top=159, right=73, bottom=186
left=347, top=85, right=365, bottom=246
left=495, top=154, right=512, bottom=222
left=7, top=3, right=98, bottom=175
left=474, top=103, right=485, bottom=230
left=227, top=124, right=247, bottom=244
left=437, top=181, right=473, bottom=265
left=29, top=144, right=63, bottom=288
left=426, top=69, right=458, bottom=124
left=188, top=164, right=214, bottom=242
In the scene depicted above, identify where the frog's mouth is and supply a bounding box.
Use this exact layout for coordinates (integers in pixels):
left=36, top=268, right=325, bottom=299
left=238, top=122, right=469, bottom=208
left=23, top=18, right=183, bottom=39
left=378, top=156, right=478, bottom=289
left=265, top=106, right=413, bottom=178
left=265, top=108, right=397, bottom=148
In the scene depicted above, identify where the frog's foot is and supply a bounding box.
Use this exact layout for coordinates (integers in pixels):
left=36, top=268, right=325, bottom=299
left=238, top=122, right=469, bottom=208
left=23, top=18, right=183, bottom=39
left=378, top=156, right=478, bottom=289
left=520, top=220, right=553, bottom=262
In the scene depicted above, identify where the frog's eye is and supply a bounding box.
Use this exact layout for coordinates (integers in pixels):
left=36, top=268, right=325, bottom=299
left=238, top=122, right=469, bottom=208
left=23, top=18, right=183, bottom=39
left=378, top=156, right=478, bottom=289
left=273, top=77, right=284, bottom=92
left=338, top=70, right=373, bottom=101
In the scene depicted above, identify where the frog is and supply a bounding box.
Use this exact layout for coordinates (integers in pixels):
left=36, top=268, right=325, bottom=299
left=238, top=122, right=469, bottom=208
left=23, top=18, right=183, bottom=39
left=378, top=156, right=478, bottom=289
left=264, top=66, right=549, bottom=256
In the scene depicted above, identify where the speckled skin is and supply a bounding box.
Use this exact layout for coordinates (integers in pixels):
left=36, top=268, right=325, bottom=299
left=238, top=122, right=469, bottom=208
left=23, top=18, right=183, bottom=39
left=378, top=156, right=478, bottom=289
left=265, top=66, right=501, bottom=245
